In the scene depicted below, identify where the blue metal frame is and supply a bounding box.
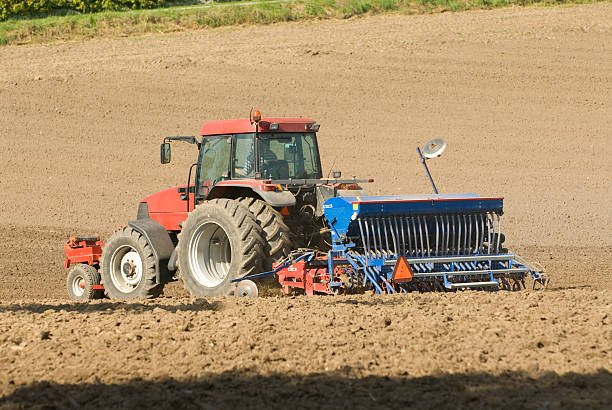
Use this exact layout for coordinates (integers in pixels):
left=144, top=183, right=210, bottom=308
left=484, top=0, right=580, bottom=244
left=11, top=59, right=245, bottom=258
left=233, top=194, right=546, bottom=294
left=320, top=194, right=544, bottom=294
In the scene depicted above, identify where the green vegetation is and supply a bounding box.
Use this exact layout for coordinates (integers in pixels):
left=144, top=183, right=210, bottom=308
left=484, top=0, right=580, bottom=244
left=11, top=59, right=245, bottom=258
left=0, top=1, right=191, bottom=21
left=0, top=0, right=605, bottom=46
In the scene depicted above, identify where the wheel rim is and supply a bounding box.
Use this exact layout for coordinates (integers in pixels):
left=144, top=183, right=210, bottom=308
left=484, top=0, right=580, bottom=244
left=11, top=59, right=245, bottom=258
left=188, top=221, right=232, bottom=288
left=72, top=274, right=85, bottom=297
left=109, top=245, right=143, bottom=293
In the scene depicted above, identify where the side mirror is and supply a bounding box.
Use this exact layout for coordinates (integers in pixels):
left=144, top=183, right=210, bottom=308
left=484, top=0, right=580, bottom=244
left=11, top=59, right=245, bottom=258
left=160, top=142, right=171, bottom=164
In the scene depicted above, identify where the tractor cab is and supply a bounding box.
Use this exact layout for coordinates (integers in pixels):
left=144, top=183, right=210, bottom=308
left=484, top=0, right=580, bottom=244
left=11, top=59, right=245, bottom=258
left=155, top=112, right=369, bottom=247
left=161, top=113, right=323, bottom=202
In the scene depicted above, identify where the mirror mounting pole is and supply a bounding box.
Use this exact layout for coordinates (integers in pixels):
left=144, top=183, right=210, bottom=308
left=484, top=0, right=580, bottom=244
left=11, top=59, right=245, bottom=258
left=254, top=122, right=260, bottom=177
left=417, top=147, right=439, bottom=194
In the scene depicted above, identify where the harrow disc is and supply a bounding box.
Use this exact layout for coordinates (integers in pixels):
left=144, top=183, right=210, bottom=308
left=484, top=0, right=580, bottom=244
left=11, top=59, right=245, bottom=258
left=234, top=279, right=259, bottom=298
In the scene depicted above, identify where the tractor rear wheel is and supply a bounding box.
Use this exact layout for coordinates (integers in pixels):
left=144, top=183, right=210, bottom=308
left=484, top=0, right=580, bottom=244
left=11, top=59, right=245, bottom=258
left=237, top=197, right=295, bottom=270
left=177, top=198, right=266, bottom=297
left=100, top=227, right=163, bottom=299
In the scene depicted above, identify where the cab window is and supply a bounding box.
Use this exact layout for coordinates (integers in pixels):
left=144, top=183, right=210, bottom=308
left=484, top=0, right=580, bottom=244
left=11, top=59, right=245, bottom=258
left=233, top=133, right=255, bottom=178
left=198, top=135, right=231, bottom=193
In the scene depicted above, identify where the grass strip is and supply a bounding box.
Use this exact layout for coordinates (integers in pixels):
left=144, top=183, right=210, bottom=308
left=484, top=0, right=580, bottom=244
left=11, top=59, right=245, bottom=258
left=0, top=0, right=606, bottom=46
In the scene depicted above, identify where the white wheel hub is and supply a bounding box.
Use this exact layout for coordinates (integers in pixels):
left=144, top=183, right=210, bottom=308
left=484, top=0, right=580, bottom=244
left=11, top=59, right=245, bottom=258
left=188, top=221, right=232, bottom=288
left=72, top=275, right=85, bottom=297
left=110, top=245, right=143, bottom=293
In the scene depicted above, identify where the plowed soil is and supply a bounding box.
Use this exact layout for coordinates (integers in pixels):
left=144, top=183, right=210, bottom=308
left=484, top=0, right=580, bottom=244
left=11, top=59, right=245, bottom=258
left=0, top=4, right=611, bottom=409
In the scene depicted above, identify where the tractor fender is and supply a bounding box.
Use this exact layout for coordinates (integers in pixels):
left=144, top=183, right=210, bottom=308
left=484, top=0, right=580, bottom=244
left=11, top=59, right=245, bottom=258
left=128, top=218, right=175, bottom=284
left=209, top=184, right=296, bottom=207
left=253, top=189, right=296, bottom=207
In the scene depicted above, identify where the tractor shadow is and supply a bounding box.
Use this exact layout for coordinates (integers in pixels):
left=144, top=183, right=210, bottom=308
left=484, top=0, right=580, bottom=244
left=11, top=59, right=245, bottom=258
left=1, top=370, right=610, bottom=409
left=0, top=283, right=596, bottom=314
left=0, top=299, right=227, bottom=314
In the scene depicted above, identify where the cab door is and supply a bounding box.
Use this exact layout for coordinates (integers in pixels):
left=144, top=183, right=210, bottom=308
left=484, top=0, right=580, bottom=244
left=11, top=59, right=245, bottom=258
left=196, top=135, right=231, bottom=200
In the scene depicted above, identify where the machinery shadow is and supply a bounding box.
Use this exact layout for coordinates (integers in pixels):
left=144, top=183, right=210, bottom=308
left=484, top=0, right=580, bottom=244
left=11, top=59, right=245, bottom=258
left=1, top=369, right=610, bottom=409
left=0, top=299, right=227, bottom=314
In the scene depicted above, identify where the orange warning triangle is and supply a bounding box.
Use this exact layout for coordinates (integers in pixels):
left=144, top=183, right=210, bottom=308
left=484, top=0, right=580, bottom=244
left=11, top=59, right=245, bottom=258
left=392, top=256, right=413, bottom=283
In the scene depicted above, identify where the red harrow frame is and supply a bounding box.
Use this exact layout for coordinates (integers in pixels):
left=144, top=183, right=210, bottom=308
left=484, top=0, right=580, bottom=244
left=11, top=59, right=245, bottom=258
left=64, top=236, right=105, bottom=299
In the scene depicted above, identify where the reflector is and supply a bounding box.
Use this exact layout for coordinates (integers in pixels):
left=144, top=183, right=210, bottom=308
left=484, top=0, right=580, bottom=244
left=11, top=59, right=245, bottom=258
left=422, top=138, right=447, bottom=159
left=392, top=256, right=413, bottom=283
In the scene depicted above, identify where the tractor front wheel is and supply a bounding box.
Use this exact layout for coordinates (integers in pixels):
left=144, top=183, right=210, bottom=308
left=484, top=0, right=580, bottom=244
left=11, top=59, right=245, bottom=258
left=100, top=227, right=163, bottom=299
left=177, top=199, right=266, bottom=297
left=66, top=264, right=103, bottom=300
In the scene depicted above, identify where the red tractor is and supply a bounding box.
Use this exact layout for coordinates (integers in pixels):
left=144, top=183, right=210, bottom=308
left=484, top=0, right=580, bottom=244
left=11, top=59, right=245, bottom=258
left=65, top=111, right=369, bottom=300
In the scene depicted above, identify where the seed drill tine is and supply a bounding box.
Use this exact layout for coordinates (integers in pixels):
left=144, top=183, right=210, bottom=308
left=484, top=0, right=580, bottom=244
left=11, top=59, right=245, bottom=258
left=406, top=217, right=412, bottom=256
left=439, top=215, right=444, bottom=255
left=423, top=216, right=431, bottom=257
left=468, top=214, right=473, bottom=253
left=417, top=217, right=425, bottom=257
left=456, top=214, right=461, bottom=255
left=375, top=218, right=383, bottom=256
left=376, top=218, right=383, bottom=257
left=406, top=217, right=412, bottom=255
left=445, top=215, right=450, bottom=256
left=459, top=215, right=464, bottom=254
left=462, top=214, right=467, bottom=254
left=366, top=218, right=373, bottom=257
left=390, top=217, right=399, bottom=256
left=463, top=214, right=468, bottom=255
left=358, top=219, right=369, bottom=258
left=435, top=216, right=440, bottom=256
left=491, top=213, right=497, bottom=255
left=479, top=213, right=485, bottom=253
left=372, top=218, right=384, bottom=257
left=475, top=214, right=480, bottom=253
left=366, top=218, right=378, bottom=257
left=369, top=219, right=378, bottom=257
left=381, top=219, right=387, bottom=256
left=496, top=213, right=502, bottom=253
left=410, top=216, right=416, bottom=256
left=487, top=213, right=492, bottom=254
left=397, top=216, right=406, bottom=256
left=382, top=218, right=390, bottom=255
left=448, top=215, right=457, bottom=255
left=413, top=217, right=419, bottom=256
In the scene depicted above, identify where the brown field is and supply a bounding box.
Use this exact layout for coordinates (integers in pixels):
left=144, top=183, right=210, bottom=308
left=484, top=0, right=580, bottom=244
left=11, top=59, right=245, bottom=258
left=0, top=4, right=611, bottom=409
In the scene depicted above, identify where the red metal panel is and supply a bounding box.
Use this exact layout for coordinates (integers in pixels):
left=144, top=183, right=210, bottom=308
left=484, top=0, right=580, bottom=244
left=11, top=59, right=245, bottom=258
left=141, top=186, right=188, bottom=214
left=200, top=117, right=315, bottom=136
left=140, top=186, right=191, bottom=231
left=276, top=259, right=335, bottom=296
left=64, top=238, right=104, bottom=268
left=149, top=212, right=188, bottom=231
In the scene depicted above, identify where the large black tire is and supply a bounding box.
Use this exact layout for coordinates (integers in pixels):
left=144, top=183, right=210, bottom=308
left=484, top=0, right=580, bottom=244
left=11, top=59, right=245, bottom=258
left=177, top=198, right=266, bottom=297
left=66, top=264, right=103, bottom=300
left=237, top=197, right=295, bottom=270
left=100, top=227, right=163, bottom=300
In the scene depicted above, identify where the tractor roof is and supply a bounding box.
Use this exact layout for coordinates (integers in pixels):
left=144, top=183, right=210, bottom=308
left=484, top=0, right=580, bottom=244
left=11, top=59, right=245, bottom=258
left=200, top=118, right=316, bottom=136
